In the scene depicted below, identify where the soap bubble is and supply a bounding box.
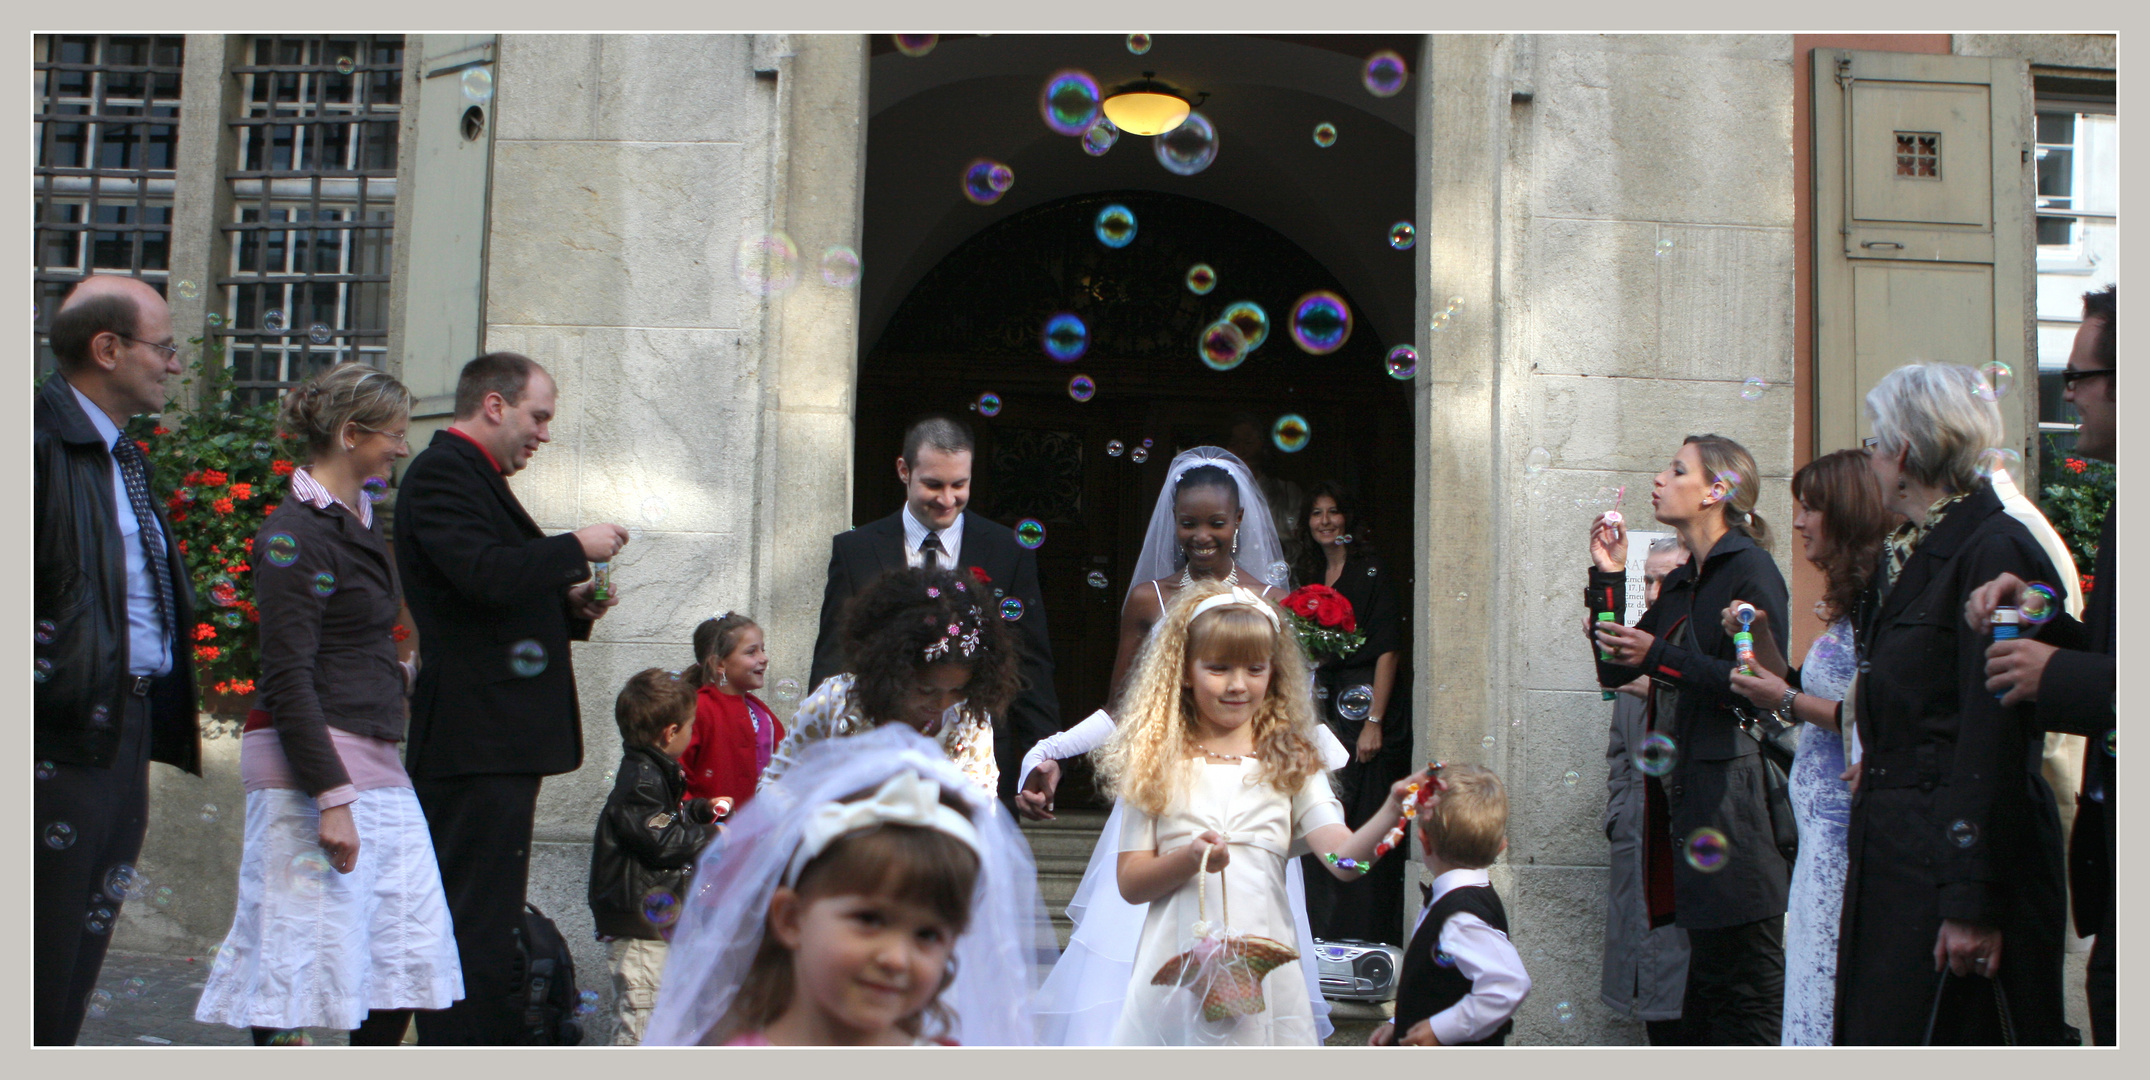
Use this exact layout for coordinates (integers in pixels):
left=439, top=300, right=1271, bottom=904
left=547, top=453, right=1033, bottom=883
left=1974, top=447, right=2021, bottom=482
left=819, top=245, right=861, bottom=288
left=308, top=323, right=332, bottom=345
left=206, top=312, right=223, bottom=327
left=1040, top=69, right=1102, bottom=136
left=999, top=597, right=1025, bottom=621
left=1975, top=361, right=2015, bottom=402
left=893, top=34, right=936, bottom=57
left=1081, top=117, right=1120, bottom=156
left=1740, top=376, right=1771, bottom=402
left=1713, top=469, right=1745, bottom=500
left=252, top=441, right=272, bottom=459
left=1094, top=204, right=1136, bottom=248
left=335, top=56, right=355, bottom=76
left=1131, top=446, right=1150, bottom=463
left=735, top=231, right=801, bottom=295
left=1087, top=571, right=1110, bottom=590
left=207, top=577, right=239, bottom=608
left=1067, top=375, right=1096, bottom=402
left=973, top=391, right=1002, bottom=417
left=1481, top=734, right=1496, bottom=750
left=86, top=907, right=114, bottom=935
left=285, top=849, right=333, bottom=902
left=1199, top=320, right=1249, bottom=371
left=1385, top=344, right=1418, bottom=380
left=1185, top=263, right=1217, bottom=295
left=961, top=158, right=1014, bottom=205
left=263, top=310, right=287, bottom=333
left=461, top=67, right=493, bottom=104
left=361, top=476, right=388, bottom=502
left=1314, top=684, right=1330, bottom=701
left=1656, top=238, right=1676, bottom=257
left=87, top=989, right=113, bottom=1019
left=1362, top=50, right=1409, bottom=97
left=1042, top=312, right=1089, bottom=360
left=123, top=975, right=148, bottom=999
left=34, top=657, right=52, bottom=683
left=153, top=886, right=174, bottom=909
left=1289, top=291, right=1352, bottom=354
left=89, top=703, right=111, bottom=728
left=1684, top=828, right=1729, bottom=872
left=175, top=279, right=200, bottom=300
left=1106, top=440, right=1125, bottom=457
left=105, top=863, right=149, bottom=902
left=1155, top=111, right=1219, bottom=176
left=1563, top=770, right=1581, bottom=788
left=1015, top=519, right=1046, bottom=549
left=1557, top=1000, right=1576, bottom=1023
left=641, top=888, right=680, bottom=928
left=222, top=611, right=242, bottom=629
left=1389, top=221, right=1416, bottom=250
left=36, top=619, right=56, bottom=645
left=508, top=640, right=548, bottom=678
left=640, top=496, right=668, bottom=526
left=1266, top=561, right=1291, bottom=586
left=773, top=677, right=802, bottom=704
left=1434, top=950, right=1456, bottom=968
left=1636, top=733, right=1679, bottom=776
left=1312, top=122, right=1337, bottom=148
left=199, top=803, right=219, bottom=824
left=2105, top=730, right=2114, bottom=757
left=1947, top=819, right=1979, bottom=849
left=44, top=821, right=76, bottom=849
left=1126, top=33, right=1152, bottom=54
left=37, top=760, right=57, bottom=781
left=2019, top=582, right=2060, bottom=625
left=1337, top=685, right=1375, bottom=721
left=1271, top=414, right=1311, bottom=453
left=575, top=989, right=600, bottom=1017
left=1220, top=301, right=1270, bottom=351
left=311, top=572, right=338, bottom=598
left=1141, top=438, right=1154, bottom=448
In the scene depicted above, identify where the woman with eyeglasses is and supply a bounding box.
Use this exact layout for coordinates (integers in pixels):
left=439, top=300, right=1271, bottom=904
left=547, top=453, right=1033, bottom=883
left=1833, top=363, right=2071, bottom=1045
left=194, top=363, right=462, bottom=1046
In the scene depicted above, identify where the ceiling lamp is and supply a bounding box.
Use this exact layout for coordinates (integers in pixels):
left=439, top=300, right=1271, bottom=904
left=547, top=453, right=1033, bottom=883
left=1101, top=74, right=1203, bottom=137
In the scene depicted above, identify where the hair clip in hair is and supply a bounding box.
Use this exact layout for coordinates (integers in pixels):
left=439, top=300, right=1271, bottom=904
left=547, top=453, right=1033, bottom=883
left=953, top=580, right=967, bottom=592
left=957, top=622, right=982, bottom=658
left=927, top=586, right=941, bottom=598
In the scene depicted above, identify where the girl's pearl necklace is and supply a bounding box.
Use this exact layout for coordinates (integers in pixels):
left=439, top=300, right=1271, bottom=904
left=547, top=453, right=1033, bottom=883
left=1194, top=743, right=1250, bottom=762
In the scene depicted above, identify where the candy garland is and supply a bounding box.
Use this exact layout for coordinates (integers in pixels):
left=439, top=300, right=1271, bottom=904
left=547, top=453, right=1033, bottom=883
left=1322, top=760, right=1446, bottom=875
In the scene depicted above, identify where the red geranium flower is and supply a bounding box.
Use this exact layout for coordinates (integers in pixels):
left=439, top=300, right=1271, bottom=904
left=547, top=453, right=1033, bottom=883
left=229, top=482, right=253, bottom=501
left=177, top=540, right=189, bottom=556
left=194, top=645, right=221, bottom=663
left=213, top=498, right=235, bottom=515
left=231, top=679, right=255, bottom=695
left=968, top=566, right=992, bottom=585
left=152, top=426, right=170, bottom=436
left=242, top=537, right=254, bottom=554
left=201, top=470, right=229, bottom=487
left=169, top=511, right=186, bottom=524
left=193, top=622, right=217, bottom=641
left=2082, top=574, right=2096, bottom=595
left=270, top=460, right=295, bottom=476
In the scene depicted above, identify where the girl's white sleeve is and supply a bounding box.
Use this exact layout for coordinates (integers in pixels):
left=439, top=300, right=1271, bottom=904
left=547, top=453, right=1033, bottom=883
left=1313, top=723, right=1350, bottom=771
left=1017, top=708, right=1116, bottom=791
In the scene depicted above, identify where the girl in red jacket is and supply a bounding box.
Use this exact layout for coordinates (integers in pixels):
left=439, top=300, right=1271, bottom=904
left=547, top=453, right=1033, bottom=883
left=679, top=613, right=783, bottom=812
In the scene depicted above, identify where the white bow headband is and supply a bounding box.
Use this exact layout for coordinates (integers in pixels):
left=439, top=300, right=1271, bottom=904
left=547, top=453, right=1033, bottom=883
left=1189, top=585, right=1282, bottom=633
left=783, top=771, right=982, bottom=886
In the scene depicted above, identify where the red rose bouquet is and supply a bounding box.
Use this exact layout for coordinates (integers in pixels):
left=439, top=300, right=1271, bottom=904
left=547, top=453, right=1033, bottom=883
left=1278, top=584, right=1365, bottom=660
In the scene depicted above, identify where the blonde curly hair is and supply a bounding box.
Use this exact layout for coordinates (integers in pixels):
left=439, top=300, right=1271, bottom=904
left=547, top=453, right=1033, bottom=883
left=1096, top=580, right=1324, bottom=818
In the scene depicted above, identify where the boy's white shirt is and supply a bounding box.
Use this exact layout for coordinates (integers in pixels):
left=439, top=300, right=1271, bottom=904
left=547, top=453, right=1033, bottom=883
left=1389, top=866, right=1532, bottom=1045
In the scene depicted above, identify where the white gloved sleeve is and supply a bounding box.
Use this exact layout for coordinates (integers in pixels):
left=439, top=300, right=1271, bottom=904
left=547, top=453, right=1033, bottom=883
left=1314, top=723, right=1350, bottom=771
left=1017, top=708, right=1116, bottom=791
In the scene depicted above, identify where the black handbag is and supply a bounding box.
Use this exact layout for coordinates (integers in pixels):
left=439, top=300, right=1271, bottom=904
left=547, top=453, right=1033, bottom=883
left=1922, top=969, right=2016, bottom=1046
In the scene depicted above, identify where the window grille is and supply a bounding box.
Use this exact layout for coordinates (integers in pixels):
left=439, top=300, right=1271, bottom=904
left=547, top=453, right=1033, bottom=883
left=220, top=35, right=403, bottom=404
left=32, top=35, right=185, bottom=374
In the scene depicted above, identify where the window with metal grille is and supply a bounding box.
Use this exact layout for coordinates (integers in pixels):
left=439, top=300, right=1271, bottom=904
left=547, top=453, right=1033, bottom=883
left=32, top=35, right=185, bottom=374
left=220, top=35, right=403, bottom=405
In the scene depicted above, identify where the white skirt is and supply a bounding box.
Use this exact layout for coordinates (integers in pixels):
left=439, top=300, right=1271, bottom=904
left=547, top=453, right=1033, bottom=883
left=194, top=786, right=463, bottom=1030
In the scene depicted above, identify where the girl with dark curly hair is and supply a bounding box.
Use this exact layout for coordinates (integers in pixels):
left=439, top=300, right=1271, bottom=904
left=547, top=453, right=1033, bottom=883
left=759, top=567, right=1019, bottom=799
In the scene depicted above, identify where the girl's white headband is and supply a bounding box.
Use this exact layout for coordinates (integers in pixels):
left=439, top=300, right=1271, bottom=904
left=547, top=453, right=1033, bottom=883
left=783, top=771, right=982, bottom=886
left=1188, top=585, right=1282, bottom=633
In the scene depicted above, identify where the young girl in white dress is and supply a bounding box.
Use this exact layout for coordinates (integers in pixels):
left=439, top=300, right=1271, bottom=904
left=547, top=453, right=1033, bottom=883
left=1099, top=580, right=1429, bottom=1045
left=1018, top=449, right=1351, bottom=1044
left=641, top=724, right=1048, bottom=1046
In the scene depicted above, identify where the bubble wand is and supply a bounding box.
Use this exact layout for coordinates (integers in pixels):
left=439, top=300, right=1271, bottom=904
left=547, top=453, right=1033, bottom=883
left=1594, top=488, right=1629, bottom=699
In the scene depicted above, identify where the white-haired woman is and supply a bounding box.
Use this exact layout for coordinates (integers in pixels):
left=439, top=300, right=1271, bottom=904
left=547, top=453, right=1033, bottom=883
left=1835, top=362, right=2069, bottom=1045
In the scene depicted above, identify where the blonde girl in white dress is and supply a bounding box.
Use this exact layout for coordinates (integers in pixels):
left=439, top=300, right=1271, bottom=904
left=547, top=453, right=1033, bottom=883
left=1100, top=581, right=1430, bottom=1045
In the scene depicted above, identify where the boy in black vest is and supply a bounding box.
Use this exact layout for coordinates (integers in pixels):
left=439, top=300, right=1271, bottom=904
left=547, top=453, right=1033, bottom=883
left=1370, top=763, right=1531, bottom=1046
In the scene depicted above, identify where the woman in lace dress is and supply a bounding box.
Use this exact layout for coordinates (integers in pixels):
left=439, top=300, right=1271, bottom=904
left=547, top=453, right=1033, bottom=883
left=761, top=565, right=1019, bottom=801
left=1721, top=449, right=1891, bottom=1045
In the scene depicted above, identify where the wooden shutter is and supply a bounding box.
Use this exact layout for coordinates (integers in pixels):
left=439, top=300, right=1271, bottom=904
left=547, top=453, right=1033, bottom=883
left=1811, top=49, right=2035, bottom=459
left=393, top=34, right=497, bottom=418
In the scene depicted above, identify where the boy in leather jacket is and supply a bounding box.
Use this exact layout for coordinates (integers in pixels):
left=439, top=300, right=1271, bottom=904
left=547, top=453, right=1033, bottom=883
left=588, top=669, right=726, bottom=1043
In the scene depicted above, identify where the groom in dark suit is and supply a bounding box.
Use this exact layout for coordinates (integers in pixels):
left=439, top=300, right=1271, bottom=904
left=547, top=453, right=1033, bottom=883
left=396, top=352, right=628, bottom=1043
left=810, top=416, right=1060, bottom=804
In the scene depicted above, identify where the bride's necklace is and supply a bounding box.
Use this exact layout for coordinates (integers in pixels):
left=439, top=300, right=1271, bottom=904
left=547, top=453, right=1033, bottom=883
left=1177, top=562, right=1239, bottom=589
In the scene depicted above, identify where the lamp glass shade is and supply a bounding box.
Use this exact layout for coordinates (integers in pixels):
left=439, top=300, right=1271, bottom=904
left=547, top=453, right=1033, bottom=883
left=1101, top=92, right=1190, bottom=137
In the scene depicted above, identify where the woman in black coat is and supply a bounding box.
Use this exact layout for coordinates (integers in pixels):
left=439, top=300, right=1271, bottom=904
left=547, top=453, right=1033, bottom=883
left=1835, top=363, right=2070, bottom=1045
left=1291, top=482, right=1410, bottom=945
left=1587, top=434, right=1790, bottom=1045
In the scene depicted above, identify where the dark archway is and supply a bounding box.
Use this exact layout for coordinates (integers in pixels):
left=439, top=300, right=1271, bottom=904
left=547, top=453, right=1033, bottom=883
left=855, top=189, right=1416, bottom=749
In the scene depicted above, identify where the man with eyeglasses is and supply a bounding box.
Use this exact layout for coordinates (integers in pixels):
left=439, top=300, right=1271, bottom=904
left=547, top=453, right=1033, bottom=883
left=1964, top=283, right=2117, bottom=1045
left=33, top=274, right=200, bottom=1044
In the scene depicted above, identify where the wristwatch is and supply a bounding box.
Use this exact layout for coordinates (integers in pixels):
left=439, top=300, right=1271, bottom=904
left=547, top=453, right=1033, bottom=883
left=1776, top=687, right=1800, bottom=717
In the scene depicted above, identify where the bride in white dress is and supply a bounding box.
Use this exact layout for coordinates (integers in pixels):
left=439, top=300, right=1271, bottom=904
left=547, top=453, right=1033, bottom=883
left=1017, top=447, right=1349, bottom=1045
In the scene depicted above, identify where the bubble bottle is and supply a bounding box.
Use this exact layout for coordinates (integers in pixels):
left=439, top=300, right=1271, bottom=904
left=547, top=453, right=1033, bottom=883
left=591, top=561, right=613, bottom=603
left=1989, top=606, right=2020, bottom=700
left=1733, top=603, right=1758, bottom=676
left=1588, top=504, right=1625, bottom=700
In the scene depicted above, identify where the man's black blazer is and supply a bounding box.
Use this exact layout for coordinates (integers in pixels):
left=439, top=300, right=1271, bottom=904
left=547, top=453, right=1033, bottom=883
left=808, top=510, right=1061, bottom=798
left=394, top=430, right=593, bottom=781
